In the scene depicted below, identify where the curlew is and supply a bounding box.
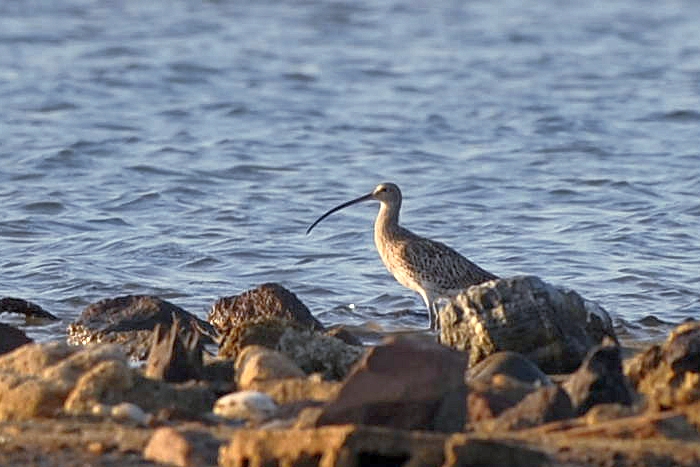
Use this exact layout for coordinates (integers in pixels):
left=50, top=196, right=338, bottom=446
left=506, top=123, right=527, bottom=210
left=306, top=182, right=498, bottom=330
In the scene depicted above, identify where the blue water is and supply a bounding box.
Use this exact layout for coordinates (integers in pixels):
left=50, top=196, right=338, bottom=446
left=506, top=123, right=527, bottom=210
left=1, top=0, right=699, bottom=343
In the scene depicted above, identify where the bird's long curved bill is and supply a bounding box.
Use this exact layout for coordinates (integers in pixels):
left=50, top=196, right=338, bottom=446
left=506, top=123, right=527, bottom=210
left=306, top=192, right=373, bottom=235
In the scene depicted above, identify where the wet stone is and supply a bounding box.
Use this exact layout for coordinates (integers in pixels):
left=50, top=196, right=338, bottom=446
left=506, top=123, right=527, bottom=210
left=0, top=323, right=32, bottom=355
left=67, top=295, right=216, bottom=360
left=0, top=297, right=58, bottom=321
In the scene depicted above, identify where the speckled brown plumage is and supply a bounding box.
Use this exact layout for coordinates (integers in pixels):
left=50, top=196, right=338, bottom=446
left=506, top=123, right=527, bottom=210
left=308, top=182, right=498, bottom=330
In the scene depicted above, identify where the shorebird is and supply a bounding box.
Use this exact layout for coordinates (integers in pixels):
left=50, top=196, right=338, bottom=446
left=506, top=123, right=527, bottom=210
left=306, top=182, right=498, bottom=330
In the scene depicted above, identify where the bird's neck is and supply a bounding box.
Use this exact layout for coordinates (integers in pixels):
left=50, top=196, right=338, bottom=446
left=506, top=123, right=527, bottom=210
left=374, top=200, right=401, bottom=241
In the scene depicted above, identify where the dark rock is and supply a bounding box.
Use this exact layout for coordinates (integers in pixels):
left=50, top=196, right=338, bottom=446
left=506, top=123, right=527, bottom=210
left=466, top=377, right=539, bottom=423
left=468, top=351, right=551, bottom=386
left=315, top=335, right=468, bottom=432
left=209, top=283, right=322, bottom=335
left=144, top=317, right=204, bottom=383
left=324, top=324, right=363, bottom=346
left=0, top=323, right=33, bottom=355
left=438, top=275, right=617, bottom=374
left=626, top=321, right=700, bottom=408
left=67, top=295, right=216, bottom=360
left=0, top=297, right=58, bottom=321
left=563, top=341, right=633, bottom=415
left=488, top=385, right=575, bottom=431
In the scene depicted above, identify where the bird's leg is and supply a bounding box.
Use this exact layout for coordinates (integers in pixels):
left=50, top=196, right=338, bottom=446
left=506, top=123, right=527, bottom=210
left=428, top=300, right=437, bottom=331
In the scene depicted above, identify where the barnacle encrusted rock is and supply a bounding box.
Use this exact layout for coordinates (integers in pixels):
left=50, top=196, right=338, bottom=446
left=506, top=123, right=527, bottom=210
left=438, top=275, right=616, bottom=373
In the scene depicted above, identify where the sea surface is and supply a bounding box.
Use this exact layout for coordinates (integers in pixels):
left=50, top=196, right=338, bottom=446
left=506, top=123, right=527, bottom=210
left=2, top=0, right=699, bottom=343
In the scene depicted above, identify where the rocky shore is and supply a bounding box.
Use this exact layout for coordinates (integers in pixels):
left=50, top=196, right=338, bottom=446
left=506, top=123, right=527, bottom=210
left=1, top=278, right=699, bottom=467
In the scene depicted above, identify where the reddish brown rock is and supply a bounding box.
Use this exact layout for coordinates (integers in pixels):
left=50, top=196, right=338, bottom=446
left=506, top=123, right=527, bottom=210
left=626, top=321, right=700, bottom=408
left=315, top=335, right=467, bottom=432
left=487, top=385, right=575, bottom=431
left=144, top=427, right=219, bottom=467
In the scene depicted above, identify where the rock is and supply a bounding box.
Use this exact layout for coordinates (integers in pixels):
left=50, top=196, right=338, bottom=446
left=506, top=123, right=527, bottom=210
left=0, top=323, right=32, bottom=355
left=218, top=425, right=448, bottom=467
left=144, top=318, right=204, bottom=382
left=209, top=283, right=323, bottom=334
left=626, top=321, right=700, bottom=408
left=315, top=335, right=468, bottom=432
left=468, top=351, right=551, bottom=386
left=235, top=346, right=305, bottom=390
left=144, top=427, right=220, bottom=467
left=444, top=437, right=552, bottom=467
left=219, top=317, right=364, bottom=380
left=486, top=385, right=575, bottom=431
left=64, top=359, right=134, bottom=414
left=213, top=391, right=278, bottom=422
left=563, top=341, right=633, bottom=415
left=0, top=297, right=58, bottom=321
left=0, top=341, right=217, bottom=421
left=109, top=402, right=152, bottom=425
left=466, top=376, right=540, bottom=423
left=324, top=324, right=363, bottom=346
left=438, top=275, right=616, bottom=373
left=246, top=376, right=341, bottom=405
left=67, top=295, right=216, bottom=360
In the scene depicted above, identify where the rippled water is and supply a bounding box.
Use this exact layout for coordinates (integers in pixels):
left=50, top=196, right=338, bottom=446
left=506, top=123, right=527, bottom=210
left=2, top=0, right=699, bottom=343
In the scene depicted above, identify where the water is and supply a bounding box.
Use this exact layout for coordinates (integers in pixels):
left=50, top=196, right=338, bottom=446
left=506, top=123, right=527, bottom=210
left=2, top=0, right=699, bottom=343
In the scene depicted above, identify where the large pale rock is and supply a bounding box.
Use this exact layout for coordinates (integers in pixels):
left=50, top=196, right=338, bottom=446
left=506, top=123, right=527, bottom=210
left=626, top=321, right=700, bottom=408
left=315, top=335, right=468, bottom=432
left=209, top=283, right=323, bottom=334
left=246, top=376, right=341, bottom=405
left=67, top=295, right=216, bottom=360
left=438, top=275, right=616, bottom=373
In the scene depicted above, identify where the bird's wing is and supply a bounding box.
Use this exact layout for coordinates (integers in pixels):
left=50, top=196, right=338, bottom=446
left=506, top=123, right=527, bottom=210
left=399, top=234, right=497, bottom=291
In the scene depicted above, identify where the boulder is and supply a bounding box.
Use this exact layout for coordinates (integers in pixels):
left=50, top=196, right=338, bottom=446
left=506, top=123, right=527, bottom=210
left=468, top=351, right=551, bottom=386
left=486, top=385, right=575, bottom=431
left=219, top=317, right=364, bottom=380
left=0, top=297, right=58, bottom=321
left=235, top=345, right=305, bottom=390
left=67, top=295, right=216, bottom=360
left=245, top=376, right=341, bottom=405
left=144, top=427, right=220, bottom=467
left=0, top=341, right=216, bottom=421
left=315, top=335, right=468, bottom=432
left=438, top=275, right=616, bottom=373
left=0, top=323, right=32, bottom=355
left=563, top=341, right=633, bottom=415
left=626, top=321, right=700, bottom=408
left=209, top=283, right=323, bottom=334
